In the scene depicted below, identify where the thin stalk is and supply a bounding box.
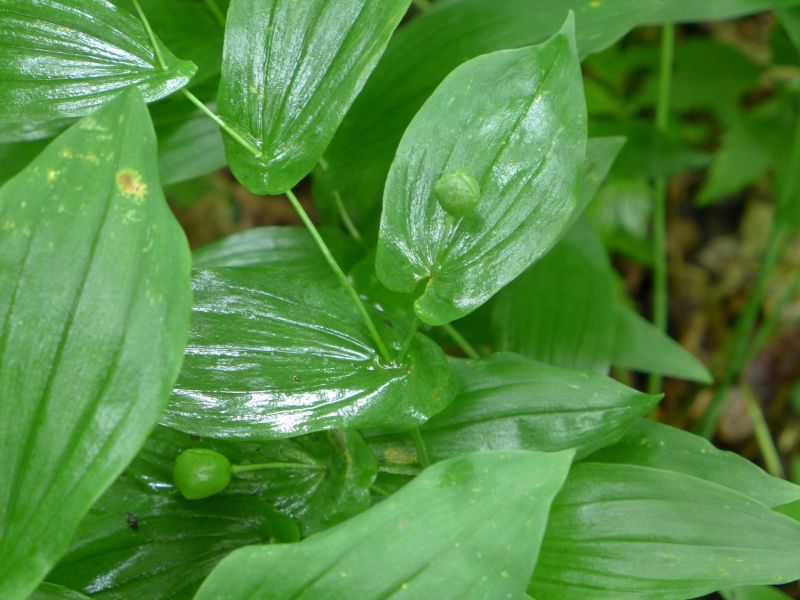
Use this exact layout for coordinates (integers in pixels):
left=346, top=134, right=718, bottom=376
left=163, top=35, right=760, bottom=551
left=410, top=428, right=431, bottom=468
left=396, top=317, right=420, bottom=363
left=748, top=268, right=800, bottom=361
left=286, top=190, right=393, bottom=363
left=132, top=0, right=167, bottom=70
left=181, top=89, right=261, bottom=157
left=648, top=22, right=675, bottom=395
left=334, top=191, right=363, bottom=243
left=741, top=384, right=784, bottom=478
left=203, top=0, right=226, bottom=27
left=442, top=323, right=480, bottom=359
left=231, top=462, right=325, bottom=474
left=371, top=483, right=392, bottom=497
left=695, top=223, right=789, bottom=438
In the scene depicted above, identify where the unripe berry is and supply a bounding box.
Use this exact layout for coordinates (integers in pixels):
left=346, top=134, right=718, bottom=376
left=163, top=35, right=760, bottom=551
left=433, top=170, right=481, bottom=218
left=173, top=448, right=232, bottom=500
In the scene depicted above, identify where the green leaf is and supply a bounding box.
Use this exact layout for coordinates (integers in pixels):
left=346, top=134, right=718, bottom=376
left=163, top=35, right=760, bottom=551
left=0, top=92, right=191, bottom=598
left=368, top=353, right=660, bottom=471
left=531, top=462, right=800, bottom=599
left=313, top=0, right=661, bottom=229
left=722, top=586, right=793, bottom=600
left=163, top=267, right=457, bottom=439
left=48, top=491, right=290, bottom=599
left=113, top=0, right=225, bottom=84
left=376, top=18, right=587, bottom=325
left=648, top=0, right=800, bottom=23
left=612, top=304, right=713, bottom=384
left=492, top=221, right=615, bottom=372
left=192, top=226, right=361, bottom=279
left=29, top=584, right=89, bottom=600
left=0, top=0, right=196, bottom=122
left=574, top=137, right=627, bottom=220
left=218, top=0, right=410, bottom=194
left=588, top=419, right=800, bottom=508
left=125, top=426, right=377, bottom=536
left=194, top=450, right=574, bottom=600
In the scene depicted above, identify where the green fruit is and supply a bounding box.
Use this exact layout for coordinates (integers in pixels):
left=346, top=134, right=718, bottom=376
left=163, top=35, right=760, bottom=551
left=433, top=170, right=481, bottom=218
left=173, top=448, right=232, bottom=500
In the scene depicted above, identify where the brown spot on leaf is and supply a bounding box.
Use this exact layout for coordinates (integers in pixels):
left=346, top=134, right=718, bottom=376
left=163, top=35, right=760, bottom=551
left=384, top=447, right=417, bottom=465
left=116, top=169, right=147, bottom=199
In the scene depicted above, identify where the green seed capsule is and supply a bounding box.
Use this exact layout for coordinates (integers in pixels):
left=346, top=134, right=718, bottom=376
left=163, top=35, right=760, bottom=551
left=173, top=448, right=232, bottom=500
left=433, top=170, right=481, bottom=218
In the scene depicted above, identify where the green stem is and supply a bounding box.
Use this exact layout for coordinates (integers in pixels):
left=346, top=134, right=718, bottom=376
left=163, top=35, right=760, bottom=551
left=334, top=191, right=363, bottom=242
left=371, top=483, right=392, bottom=497
left=741, top=384, right=784, bottom=478
left=181, top=89, right=261, bottom=157
left=695, top=223, right=789, bottom=438
left=410, top=428, right=431, bottom=468
left=286, top=190, right=393, bottom=363
left=203, top=0, right=226, bottom=27
left=230, top=462, right=325, bottom=474
left=397, top=317, right=420, bottom=363
left=748, top=267, right=800, bottom=361
left=131, top=0, right=167, bottom=70
left=648, top=22, right=675, bottom=395
left=442, top=323, right=480, bottom=359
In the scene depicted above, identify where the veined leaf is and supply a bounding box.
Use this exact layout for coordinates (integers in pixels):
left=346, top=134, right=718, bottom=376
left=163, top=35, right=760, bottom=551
left=368, top=353, right=660, bottom=472
left=29, top=584, right=89, bottom=600
left=48, top=489, right=294, bottom=598
left=194, top=450, right=574, bottom=600
left=531, top=462, right=800, bottom=599
left=492, top=221, right=615, bottom=372
left=612, top=304, right=712, bottom=384
left=376, top=18, right=587, bottom=325
left=163, top=267, right=457, bottom=439
left=0, top=92, right=191, bottom=598
left=0, top=0, right=196, bottom=122
left=192, top=226, right=360, bottom=279
left=588, top=419, right=800, bottom=508
left=218, top=0, right=410, bottom=194
left=313, top=0, right=661, bottom=229
left=126, top=426, right=376, bottom=536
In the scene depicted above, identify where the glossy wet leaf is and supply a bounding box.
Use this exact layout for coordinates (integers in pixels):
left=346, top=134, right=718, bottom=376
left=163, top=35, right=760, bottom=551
left=126, top=426, right=376, bottom=536
left=48, top=485, right=289, bottom=600
left=574, top=137, right=627, bottom=220
left=368, top=353, right=660, bottom=472
left=163, top=267, right=457, bottom=439
left=376, top=19, right=587, bottom=325
left=218, top=0, right=410, bottom=194
left=313, top=0, right=660, bottom=228
left=0, top=0, right=196, bottom=122
left=192, top=226, right=360, bottom=280
left=195, top=450, right=574, bottom=600
left=531, top=462, right=800, bottom=599
left=588, top=419, right=800, bottom=508
left=0, top=92, right=192, bottom=598
left=492, top=222, right=616, bottom=372
left=612, top=304, right=712, bottom=384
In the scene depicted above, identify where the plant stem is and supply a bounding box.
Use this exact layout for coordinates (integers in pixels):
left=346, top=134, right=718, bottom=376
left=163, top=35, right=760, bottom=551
left=181, top=89, right=261, bottom=157
left=132, top=0, right=167, bottom=70
left=230, top=462, right=325, bottom=474
left=741, top=384, right=784, bottom=478
left=748, top=267, right=800, bottom=361
left=334, top=191, right=363, bottom=243
left=441, top=323, right=480, bottom=359
left=410, top=428, right=431, bottom=468
left=695, top=223, right=789, bottom=438
left=371, top=483, right=392, bottom=497
left=648, top=22, right=675, bottom=395
left=396, top=317, right=420, bottom=363
left=285, top=190, right=393, bottom=363
left=203, top=0, right=226, bottom=27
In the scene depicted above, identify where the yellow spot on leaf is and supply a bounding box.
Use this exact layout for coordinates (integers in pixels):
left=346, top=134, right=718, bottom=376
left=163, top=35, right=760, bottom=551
left=59, top=149, right=74, bottom=159
left=116, top=169, right=147, bottom=199
left=384, top=447, right=417, bottom=465
left=47, top=169, right=59, bottom=182
left=590, top=0, right=601, bottom=6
